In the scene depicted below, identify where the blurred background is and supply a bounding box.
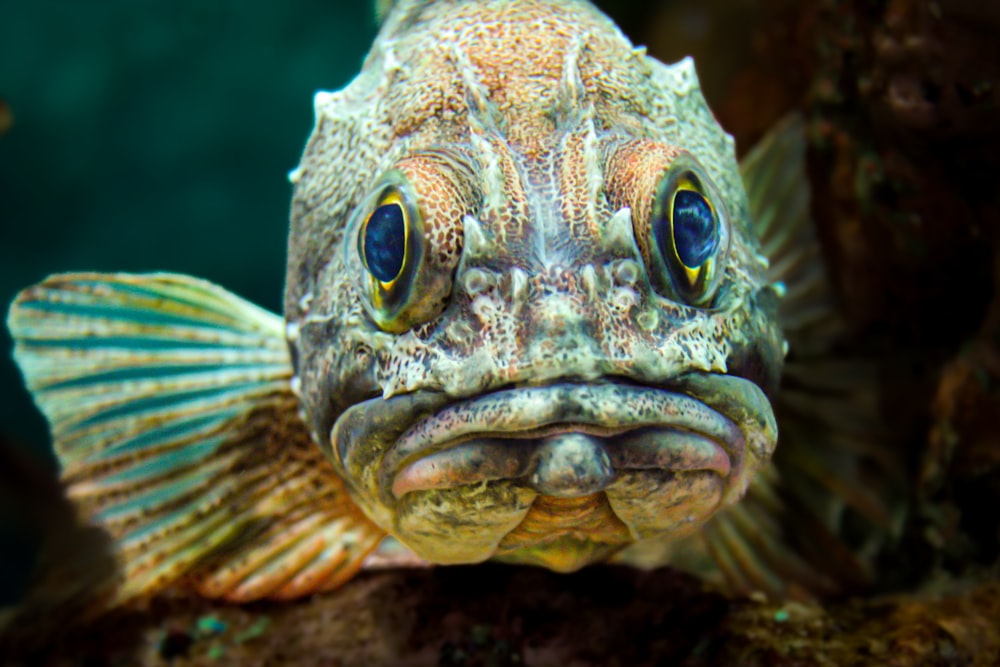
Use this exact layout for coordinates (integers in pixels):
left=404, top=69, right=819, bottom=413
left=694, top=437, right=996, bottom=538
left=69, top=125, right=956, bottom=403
left=2, top=0, right=999, bottom=634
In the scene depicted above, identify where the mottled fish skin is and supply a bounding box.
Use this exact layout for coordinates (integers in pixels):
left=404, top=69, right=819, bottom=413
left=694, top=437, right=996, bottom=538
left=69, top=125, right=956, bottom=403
left=284, top=0, right=785, bottom=572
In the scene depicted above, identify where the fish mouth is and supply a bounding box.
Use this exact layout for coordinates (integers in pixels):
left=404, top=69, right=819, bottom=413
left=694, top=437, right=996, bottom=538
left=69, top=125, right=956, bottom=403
left=381, top=383, right=745, bottom=500
left=329, top=373, right=776, bottom=566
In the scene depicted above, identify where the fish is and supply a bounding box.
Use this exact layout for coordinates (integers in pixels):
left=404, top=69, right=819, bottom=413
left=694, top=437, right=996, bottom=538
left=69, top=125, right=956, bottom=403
left=6, top=0, right=898, bottom=615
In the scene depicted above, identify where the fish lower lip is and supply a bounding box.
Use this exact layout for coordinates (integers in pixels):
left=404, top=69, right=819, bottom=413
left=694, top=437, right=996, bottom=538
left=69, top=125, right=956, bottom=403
left=380, top=383, right=745, bottom=499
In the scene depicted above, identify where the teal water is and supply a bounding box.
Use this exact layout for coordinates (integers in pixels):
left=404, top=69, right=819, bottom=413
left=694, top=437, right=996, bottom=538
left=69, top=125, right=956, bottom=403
left=0, top=0, right=375, bottom=603
left=0, top=1, right=374, bottom=456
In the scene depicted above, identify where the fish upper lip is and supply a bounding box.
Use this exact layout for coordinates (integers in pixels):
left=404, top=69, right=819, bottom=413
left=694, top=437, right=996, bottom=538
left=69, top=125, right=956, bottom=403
left=378, top=381, right=747, bottom=499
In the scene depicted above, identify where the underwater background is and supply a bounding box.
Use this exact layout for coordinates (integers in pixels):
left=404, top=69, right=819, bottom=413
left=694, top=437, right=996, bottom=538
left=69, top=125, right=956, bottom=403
left=2, top=0, right=999, bottom=664
left=0, top=0, right=379, bottom=604
left=0, top=1, right=376, bottom=457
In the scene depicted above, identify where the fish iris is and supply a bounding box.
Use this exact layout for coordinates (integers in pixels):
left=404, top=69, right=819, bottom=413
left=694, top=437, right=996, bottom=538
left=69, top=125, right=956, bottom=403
left=670, top=189, right=717, bottom=268
left=364, top=203, right=406, bottom=282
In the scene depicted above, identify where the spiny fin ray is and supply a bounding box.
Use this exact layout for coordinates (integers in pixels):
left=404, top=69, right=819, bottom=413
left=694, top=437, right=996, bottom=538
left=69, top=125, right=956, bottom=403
left=7, top=273, right=385, bottom=613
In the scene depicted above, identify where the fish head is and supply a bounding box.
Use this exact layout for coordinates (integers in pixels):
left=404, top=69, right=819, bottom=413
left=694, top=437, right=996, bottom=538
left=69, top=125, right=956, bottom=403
left=284, top=2, right=784, bottom=571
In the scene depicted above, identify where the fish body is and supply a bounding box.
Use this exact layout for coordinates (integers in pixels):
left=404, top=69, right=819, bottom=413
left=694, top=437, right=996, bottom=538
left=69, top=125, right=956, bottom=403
left=6, top=0, right=890, bottom=612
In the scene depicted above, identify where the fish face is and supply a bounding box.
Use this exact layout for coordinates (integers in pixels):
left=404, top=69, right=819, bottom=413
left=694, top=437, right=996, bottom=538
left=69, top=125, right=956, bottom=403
left=285, top=0, right=784, bottom=571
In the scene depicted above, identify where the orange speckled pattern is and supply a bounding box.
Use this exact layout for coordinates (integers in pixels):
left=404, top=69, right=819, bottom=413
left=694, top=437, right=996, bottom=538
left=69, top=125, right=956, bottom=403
left=604, top=139, right=684, bottom=278
left=375, top=0, right=646, bottom=147
left=395, top=154, right=477, bottom=273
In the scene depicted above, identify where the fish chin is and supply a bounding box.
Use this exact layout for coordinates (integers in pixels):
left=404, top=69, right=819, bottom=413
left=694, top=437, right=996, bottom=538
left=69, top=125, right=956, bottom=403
left=327, top=374, right=777, bottom=568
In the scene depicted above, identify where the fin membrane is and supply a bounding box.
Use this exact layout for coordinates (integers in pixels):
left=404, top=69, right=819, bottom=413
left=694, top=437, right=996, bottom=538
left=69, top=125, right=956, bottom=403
left=7, top=273, right=384, bottom=610
left=742, top=114, right=842, bottom=353
left=650, top=117, right=903, bottom=599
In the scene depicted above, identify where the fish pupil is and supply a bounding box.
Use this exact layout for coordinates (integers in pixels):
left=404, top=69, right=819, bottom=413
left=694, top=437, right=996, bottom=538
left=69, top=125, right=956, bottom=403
left=671, top=189, right=717, bottom=268
left=364, top=203, right=406, bottom=282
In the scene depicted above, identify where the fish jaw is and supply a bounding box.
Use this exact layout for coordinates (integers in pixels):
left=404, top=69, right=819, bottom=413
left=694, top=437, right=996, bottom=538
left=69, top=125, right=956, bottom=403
left=326, top=374, right=775, bottom=568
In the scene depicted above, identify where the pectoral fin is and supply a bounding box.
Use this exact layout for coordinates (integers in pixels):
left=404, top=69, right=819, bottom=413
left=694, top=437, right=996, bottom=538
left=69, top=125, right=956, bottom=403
left=714, top=116, right=903, bottom=597
left=625, top=117, right=903, bottom=599
left=7, top=273, right=384, bottom=611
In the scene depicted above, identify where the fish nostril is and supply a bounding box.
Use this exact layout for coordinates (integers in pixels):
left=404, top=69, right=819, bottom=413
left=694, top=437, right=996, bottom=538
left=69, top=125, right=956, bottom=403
left=528, top=433, right=616, bottom=498
left=461, top=268, right=494, bottom=296
left=611, top=259, right=641, bottom=286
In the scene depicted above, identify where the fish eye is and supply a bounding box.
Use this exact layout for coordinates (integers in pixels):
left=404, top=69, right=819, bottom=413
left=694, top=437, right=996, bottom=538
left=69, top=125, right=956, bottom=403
left=351, top=164, right=468, bottom=334
left=362, top=201, right=407, bottom=284
left=649, top=168, right=729, bottom=306
left=667, top=189, right=718, bottom=269
left=354, top=180, right=425, bottom=333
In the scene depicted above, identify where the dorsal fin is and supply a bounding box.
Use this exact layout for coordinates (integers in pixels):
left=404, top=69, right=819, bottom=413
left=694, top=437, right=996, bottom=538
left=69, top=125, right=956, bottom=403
left=7, top=273, right=384, bottom=615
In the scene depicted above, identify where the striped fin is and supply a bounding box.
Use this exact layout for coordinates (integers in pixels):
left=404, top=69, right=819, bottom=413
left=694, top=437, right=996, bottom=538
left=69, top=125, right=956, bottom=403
left=731, top=115, right=901, bottom=597
left=741, top=114, right=844, bottom=353
left=650, top=463, right=871, bottom=600
left=640, top=117, right=902, bottom=599
left=7, top=273, right=384, bottom=612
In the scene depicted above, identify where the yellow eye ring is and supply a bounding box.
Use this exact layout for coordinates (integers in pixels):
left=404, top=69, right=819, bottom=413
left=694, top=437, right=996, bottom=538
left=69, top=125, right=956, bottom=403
left=650, top=165, right=729, bottom=306
left=353, top=175, right=425, bottom=333
left=360, top=189, right=410, bottom=293
left=351, top=162, right=471, bottom=334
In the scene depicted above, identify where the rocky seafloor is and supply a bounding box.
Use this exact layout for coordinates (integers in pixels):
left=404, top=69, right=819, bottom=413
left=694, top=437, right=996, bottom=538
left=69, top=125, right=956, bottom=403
left=2, top=564, right=999, bottom=666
